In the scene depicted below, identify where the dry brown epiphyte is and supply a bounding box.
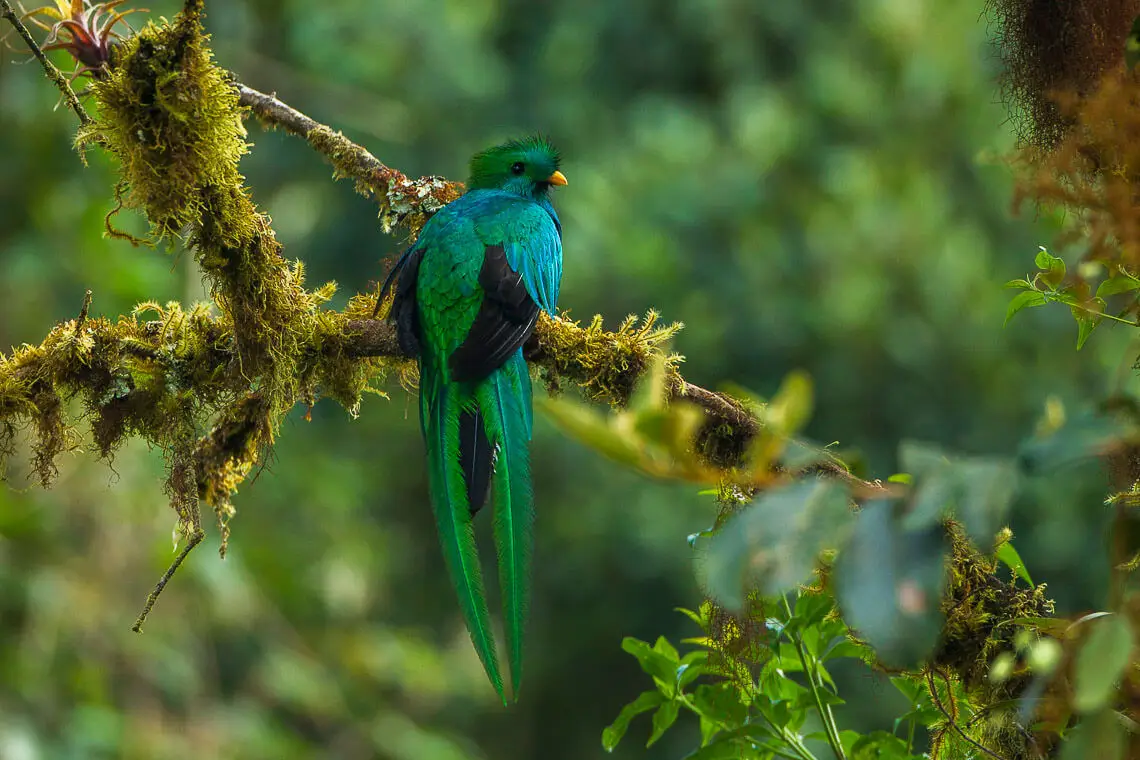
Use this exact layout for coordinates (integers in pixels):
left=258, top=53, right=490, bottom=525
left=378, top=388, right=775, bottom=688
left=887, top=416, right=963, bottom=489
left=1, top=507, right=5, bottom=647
left=1016, top=70, right=1140, bottom=275
left=987, top=0, right=1140, bottom=146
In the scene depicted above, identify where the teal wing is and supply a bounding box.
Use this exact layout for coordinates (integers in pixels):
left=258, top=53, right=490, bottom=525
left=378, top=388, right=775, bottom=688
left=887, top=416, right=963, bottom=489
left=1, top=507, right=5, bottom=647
left=470, top=191, right=563, bottom=316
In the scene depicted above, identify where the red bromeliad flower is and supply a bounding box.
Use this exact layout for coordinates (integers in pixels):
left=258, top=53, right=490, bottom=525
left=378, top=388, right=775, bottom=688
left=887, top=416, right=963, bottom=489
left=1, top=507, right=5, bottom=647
left=21, top=0, right=145, bottom=80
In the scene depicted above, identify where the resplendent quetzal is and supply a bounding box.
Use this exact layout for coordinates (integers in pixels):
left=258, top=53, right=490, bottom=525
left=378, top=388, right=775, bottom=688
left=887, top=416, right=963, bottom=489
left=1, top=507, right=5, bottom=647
left=378, top=137, right=566, bottom=702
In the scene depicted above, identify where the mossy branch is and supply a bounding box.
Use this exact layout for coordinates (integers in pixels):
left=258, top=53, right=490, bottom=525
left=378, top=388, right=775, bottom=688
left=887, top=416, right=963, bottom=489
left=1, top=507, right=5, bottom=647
left=235, top=84, right=462, bottom=236
left=0, top=0, right=873, bottom=628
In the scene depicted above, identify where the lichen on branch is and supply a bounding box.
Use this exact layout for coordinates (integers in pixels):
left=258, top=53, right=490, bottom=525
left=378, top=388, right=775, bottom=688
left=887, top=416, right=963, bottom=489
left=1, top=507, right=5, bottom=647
left=236, top=84, right=463, bottom=236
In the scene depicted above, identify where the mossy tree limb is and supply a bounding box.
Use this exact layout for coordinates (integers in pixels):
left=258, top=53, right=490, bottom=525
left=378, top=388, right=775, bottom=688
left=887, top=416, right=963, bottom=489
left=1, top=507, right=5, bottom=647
left=0, top=0, right=881, bottom=628
left=235, top=84, right=462, bottom=236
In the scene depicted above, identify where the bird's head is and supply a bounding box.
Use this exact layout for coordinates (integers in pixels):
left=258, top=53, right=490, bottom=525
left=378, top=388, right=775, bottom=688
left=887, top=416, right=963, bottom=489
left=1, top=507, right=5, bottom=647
left=468, top=136, right=567, bottom=200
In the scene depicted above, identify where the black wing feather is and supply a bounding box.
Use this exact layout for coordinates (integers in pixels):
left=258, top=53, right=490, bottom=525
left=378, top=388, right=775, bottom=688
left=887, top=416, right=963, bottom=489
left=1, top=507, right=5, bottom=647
left=449, top=244, right=540, bottom=383
left=382, top=245, right=425, bottom=357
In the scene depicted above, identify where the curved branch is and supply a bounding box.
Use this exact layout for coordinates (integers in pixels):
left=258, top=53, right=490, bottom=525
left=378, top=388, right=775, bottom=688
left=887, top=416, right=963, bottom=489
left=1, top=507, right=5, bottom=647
left=0, top=4, right=888, bottom=630
left=236, top=83, right=462, bottom=235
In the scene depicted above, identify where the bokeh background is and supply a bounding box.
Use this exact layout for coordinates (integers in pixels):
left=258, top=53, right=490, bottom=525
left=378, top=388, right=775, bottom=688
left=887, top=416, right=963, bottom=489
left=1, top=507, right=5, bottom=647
left=0, top=0, right=1126, bottom=757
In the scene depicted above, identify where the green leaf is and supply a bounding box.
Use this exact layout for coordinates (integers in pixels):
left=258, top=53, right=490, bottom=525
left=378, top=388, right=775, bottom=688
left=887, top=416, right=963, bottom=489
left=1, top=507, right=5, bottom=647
left=792, top=684, right=844, bottom=710
left=1072, top=307, right=1102, bottom=350
left=835, top=501, right=947, bottom=668
left=538, top=397, right=644, bottom=468
left=684, top=725, right=782, bottom=759
left=889, top=675, right=924, bottom=703
left=758, top=658, right=813, bottom=706
left=1097, top=273, right=1140, bottom=298
left=898, top=440, right=949, bottom=480
left=1035, top=247, right=1066, bottom=287
left=675, top=605, right=711, bottom=630
left=678, top=650, right=709, bottom=688
left=1073, top=615, right=1134, bottom=713
left=790, top=589, right=834, bottom=630
left=1018, top=407, right=1133, bottom=474
left=677, top=664, right=707, bottom=689
left=654, top=635, right=680, bottom=662
left=850, top=730, right=917, bottom=759
left=602, top=690, right=665, bottom=751
left=698, top=714, right=719, bottom=748
left=1004, top=278, right=1033, bottom=290
left=691, top=682, right=747, bottom=729
left=697, top=478, right=854, bottom=609
left=646, top=700, right=680, bottom=747
left=622, top=637, right=680, bottom=695
left=684, top=740, right=754, bottom=760
left=766, top=370, right=814, bottom=436
left=952, top=457, right=1018, bottom=546
left=995, top=541, right=1033, bottom=586
left=1003, top=616, right=1071, bottom=638
left=823, top=639, right=868, bottom=662
left=1059, top=709, right=1127, bottom=760
left=1005, top=290, right=1047, bottom=326
left=898, top=441, right=1018, bottom=544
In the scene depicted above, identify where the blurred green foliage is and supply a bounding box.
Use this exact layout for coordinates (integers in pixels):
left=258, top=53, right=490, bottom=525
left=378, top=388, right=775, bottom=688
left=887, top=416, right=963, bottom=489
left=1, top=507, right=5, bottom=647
left=0, top=0, right=1126, bottom=757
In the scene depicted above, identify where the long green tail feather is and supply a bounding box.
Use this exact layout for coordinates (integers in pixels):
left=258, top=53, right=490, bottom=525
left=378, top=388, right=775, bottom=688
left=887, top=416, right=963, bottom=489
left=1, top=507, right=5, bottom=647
left=477, top=350, right=534, bottom=700
left=421, top=371, right=505, bottom=702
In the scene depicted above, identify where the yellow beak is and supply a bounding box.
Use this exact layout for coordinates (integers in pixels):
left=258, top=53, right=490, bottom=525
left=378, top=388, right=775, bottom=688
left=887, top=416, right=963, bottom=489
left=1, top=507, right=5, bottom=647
left=548, top=170, right=568, bottom=186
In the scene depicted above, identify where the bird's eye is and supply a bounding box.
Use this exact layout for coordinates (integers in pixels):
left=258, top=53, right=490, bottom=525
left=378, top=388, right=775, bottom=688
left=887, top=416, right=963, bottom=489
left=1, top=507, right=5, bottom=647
left=510, top=162, right=525, bottom=175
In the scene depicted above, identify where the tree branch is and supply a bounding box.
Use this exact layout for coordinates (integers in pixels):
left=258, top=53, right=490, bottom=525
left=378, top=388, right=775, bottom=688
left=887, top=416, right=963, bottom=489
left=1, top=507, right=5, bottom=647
left=0, top=10, right=826, bottom=473
left=236, top=83, right=462, bottom=235
left=0, top=2, right=887, bottom=625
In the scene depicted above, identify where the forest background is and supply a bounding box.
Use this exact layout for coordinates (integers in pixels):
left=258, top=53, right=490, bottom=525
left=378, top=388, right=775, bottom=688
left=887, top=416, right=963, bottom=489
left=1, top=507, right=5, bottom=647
left=0, top=0, right=1119, bottom=758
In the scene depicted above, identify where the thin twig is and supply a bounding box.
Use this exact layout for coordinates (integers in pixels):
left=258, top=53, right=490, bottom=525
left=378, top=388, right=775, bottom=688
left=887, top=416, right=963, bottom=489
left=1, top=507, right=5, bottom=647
left=131, top=526, right=205, bottom=632
left=76, top=289, right=93, bottom=327
left=132, top=443, right=206, bottom=633
left=0, top=0, right=93, bottom=127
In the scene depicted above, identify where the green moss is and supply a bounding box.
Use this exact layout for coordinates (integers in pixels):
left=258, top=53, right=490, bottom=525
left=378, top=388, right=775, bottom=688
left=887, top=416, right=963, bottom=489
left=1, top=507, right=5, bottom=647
left=531, top=310, right=683, bottom=406
left=305, top=293, right=394, bottom=417
left=79, top=0, right=248, bottom=240
left=934, top=522, right=1054, bottom=693
left=194, top=392, right=271, bottom=557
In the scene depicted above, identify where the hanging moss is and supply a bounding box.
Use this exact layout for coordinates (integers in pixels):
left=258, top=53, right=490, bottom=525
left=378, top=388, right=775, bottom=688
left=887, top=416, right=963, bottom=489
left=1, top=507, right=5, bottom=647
left=986, top=0, right=1140, bottom=146
left=194, top=392, right=271, bottom=557
left=78, top=0, right=248, bottom=239
left=933, top=523, right=1055, bottom=691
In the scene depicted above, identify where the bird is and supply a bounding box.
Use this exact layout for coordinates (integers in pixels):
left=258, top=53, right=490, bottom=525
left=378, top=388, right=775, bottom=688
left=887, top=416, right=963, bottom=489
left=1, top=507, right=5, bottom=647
left=377, top=136, right=566, bottom=703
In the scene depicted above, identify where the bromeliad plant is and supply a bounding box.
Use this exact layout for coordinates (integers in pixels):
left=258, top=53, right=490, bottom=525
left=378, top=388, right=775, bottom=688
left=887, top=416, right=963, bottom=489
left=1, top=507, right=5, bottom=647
left=19, top=0, right=142, bottom=80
